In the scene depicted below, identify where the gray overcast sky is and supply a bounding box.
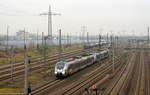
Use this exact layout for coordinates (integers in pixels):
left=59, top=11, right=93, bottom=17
left=0, top=0, right=150, bottom=36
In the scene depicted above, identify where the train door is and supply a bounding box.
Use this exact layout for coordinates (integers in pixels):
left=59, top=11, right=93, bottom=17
left=94, top=54, right=97, bottom=63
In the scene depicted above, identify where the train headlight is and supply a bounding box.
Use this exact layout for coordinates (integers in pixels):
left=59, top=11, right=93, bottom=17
left=62, top=71, right=65, bottom=74
left=55, top=71, right=57, bottom=74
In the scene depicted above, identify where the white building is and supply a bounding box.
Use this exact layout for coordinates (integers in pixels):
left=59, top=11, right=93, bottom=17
left=16, top=30, right=32, bottom=40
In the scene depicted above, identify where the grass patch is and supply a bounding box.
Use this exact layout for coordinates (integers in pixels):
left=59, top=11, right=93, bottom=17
left=148, top=51, right=150, bottom=56
left=0, top=60, right=9, bottom=65
left=0, top=88, right=23, bottom=95
left=28, top=75, right=41, bottom=84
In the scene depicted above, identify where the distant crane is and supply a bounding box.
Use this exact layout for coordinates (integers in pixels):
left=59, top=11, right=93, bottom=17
left=39, top=5, right=61, bottom=45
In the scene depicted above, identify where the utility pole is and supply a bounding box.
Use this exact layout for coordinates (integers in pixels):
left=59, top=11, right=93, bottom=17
left=42, top=32, right=44, bottom=48
left=87, top=32, right=89, bottom=45
left=114, top=36, right=116, bottom=54
left=99, top=34, right=101, bottom=50
left=59, top=29, right=62, bottom=61
left=116, top=36, right=119, bottom=55
left=6, top=26, right=9, bottom=61
left=67, top=33, right=69, bottom=47
left=79, top=31, right=82, bottom=41
left=110, top=36, right=113, bottom=48
left=39, top=5, right=61, bottom=46
left=64, top=34, right=67, bottom=46
left=42, top=32, right=45, bottom=63
left=24, top=29, right=29, bottom=95
left=87, top=32, right=90, bottom=54
left=148, top=27, right=149, bottom=47
left=10, top=46, right=14, bottom=81
left=107, top=33, right=109, bottom=43
left=37, top=29, right=39, bottom=49
left=44, top=36, right=47, bottom=66
left=81, top=26, right=87, bottom=45
left=99, top=34, right=101, bottom=64
left=117, top=36, right=119, bottom=48
left=112, top=36, right=115, bottom=72
left=70, top=32, right=72, bottom=47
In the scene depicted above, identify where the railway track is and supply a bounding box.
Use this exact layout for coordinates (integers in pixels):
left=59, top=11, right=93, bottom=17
left=103, top=52, right=137, bottom=95
left=59, top=60, right=121, bottom=95
left=126, top=52, right=141, bottom=95
left=127, top=51, right=148, bottom=95
left=103, top=50, right=150, bottom=95
left=135, top=51, right=146, bottom=95
left=145, top=51, right=150, bottom=95
left=31, top=59, right=111, bottom=95
left=0, top=49, right=82, bottom=71
left=0, top=48, right=97, bottom=84
left=132, top=51, right=149, bottom=95
left=80, top=52, right=128, bottom=95
left=31, top=53, right=125, bottom=95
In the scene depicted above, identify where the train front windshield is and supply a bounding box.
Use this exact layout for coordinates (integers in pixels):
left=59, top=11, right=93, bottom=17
left=56, top=62, right=65, bottom=69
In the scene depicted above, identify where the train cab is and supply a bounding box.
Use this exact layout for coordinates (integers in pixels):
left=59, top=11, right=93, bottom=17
left=55, top=61, right=68, bottom=77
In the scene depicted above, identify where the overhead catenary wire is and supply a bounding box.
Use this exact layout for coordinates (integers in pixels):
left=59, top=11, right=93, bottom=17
left=0, top=11, right=38, bottom=16
left=0, top=3, right=37, bottom=16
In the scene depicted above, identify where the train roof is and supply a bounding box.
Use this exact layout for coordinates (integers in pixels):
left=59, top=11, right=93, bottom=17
left=65, top=56, right=82, bottom=62
left=65, top=58, right=75, bottom=62
left=66, top=55, right=93, bottom=65
left=56, top=53, right=95, bottom=65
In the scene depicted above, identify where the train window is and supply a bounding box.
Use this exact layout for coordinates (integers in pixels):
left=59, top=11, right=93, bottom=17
left=81, top=58, right=86, bottom=65
left=72, top=63, right=76, bottom=69
left=70, top=64, right=72, bottom=69
left=68, top=64, right=71, bottom=69
left=56, top=62, right=65, bottom=69
left=74, top=56, right=81, bottom=59
left=66, top=58, right=74, bottom=62
left=82, top=60, right=85, bottom=66
left=84, top=58, right=87, bottom=64
left=68, top=64, right=72, bottom=69
left=87, top=57, right=91, bottom=63
left=77, top=62, right=80, bottom=67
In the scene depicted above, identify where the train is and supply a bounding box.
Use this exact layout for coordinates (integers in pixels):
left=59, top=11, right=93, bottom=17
left=54, top=49, right=109, bottom=78
left=84, top=40, right=108, bottom=49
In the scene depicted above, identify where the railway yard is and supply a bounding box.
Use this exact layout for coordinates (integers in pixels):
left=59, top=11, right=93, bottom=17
left=1, top=0, right=150, bottom=94
left=0, top=41, right=150, bottom=95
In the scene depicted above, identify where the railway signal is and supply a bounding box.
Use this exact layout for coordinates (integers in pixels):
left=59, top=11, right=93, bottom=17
left=92, top=85, right=98, bottom=95
left=92, top=85, right=97, bottom=89
left=85, top=85, right=105, bottom=95
left=28, top=82, right=32, bottom=95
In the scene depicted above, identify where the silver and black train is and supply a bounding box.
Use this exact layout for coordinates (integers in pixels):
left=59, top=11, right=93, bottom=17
left=54, top=49, right=109, bottom=78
